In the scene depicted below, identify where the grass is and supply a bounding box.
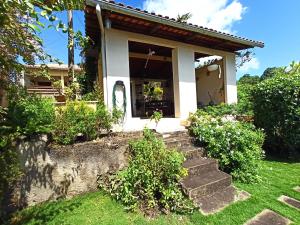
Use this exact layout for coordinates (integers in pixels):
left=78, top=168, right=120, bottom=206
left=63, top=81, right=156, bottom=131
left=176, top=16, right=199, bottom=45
left=10, top=158, right=300, bottom=225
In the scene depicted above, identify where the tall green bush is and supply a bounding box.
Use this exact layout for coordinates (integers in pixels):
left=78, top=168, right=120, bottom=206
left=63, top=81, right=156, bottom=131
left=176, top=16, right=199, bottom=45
left=189, top=114, right=265, bottom=183
left=252, top=72, right=300, bottom=156
left=53, top=101, right=122, bottom=145
left=98, top=129, right=193, bottom=213
left=6, top=87, right=55, bottom=136
left=53, top=101, right=97, bottom=145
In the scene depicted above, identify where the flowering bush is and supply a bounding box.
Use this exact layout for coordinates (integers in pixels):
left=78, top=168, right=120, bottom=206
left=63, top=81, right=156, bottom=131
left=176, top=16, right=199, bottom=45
left=189, top=114, right=265, bottom=183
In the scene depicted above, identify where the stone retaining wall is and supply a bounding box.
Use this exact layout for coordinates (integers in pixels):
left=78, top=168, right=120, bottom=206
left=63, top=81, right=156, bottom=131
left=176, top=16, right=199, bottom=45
left=11, top=134, right=135, bottom=209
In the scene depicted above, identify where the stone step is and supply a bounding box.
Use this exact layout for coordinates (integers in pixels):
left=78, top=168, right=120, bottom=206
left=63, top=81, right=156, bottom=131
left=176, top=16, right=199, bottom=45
left=183, top=158, right=218, bottom=176
left=245, top=209, right=292, bottom=225
left=195, top=185, right=237, bottom=215
left=164, top=137, right=193, bottom=149
left=162, top=131, right=189, bottom=139
left=181, top=170, right=232, bottom=199
left=182, top=147, right=205, bottom=160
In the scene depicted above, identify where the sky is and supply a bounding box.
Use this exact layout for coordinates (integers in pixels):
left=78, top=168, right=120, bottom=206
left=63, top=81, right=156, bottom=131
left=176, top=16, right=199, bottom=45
left=39, top=0, right=300, bottom=79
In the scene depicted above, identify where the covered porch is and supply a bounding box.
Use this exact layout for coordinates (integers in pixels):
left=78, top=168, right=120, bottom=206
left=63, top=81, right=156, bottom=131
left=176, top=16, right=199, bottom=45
left=84, top=0, right=263, bottom=132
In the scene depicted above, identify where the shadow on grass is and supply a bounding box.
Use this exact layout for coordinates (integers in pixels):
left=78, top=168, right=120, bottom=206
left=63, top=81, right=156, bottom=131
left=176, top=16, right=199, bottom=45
left=9, top=198, right=82, bottom=225
left=264, top=153, right=300, bottom=164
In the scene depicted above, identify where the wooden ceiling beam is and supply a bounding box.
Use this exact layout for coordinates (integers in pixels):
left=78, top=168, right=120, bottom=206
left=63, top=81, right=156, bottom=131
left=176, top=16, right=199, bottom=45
left=129, top=52, right=172, bottom=62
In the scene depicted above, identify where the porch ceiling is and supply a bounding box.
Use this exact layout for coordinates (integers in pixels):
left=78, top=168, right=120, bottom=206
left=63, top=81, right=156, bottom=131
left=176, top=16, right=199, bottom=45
left=85, top=1, right=264, bottom=53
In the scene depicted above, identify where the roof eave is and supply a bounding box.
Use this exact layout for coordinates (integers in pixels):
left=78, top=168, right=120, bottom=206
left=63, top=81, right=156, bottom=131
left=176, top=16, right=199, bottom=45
left=86, top=0, right=264, bottom=49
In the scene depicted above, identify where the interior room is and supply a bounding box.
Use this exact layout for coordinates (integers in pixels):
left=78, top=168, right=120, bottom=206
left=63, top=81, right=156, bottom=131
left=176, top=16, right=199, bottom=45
left=128, top=41, right=175, bottom=118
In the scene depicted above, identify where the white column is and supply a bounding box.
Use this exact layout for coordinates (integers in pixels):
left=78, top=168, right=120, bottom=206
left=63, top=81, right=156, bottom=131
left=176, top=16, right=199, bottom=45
left=172, top=47, right=197, bottom=119
left=60, top=73, right=65, bottom=93
left=105, top=29, right=132, bottom=120
left=224, top=53, right=238, bottom=104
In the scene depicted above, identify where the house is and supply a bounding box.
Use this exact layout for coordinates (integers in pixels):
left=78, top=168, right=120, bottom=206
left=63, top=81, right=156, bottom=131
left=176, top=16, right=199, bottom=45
left=0, top=64, right=82, bottom=107
left=84, top=0, right=264, bottom=132
left=22, top=64, right=82, bottom=98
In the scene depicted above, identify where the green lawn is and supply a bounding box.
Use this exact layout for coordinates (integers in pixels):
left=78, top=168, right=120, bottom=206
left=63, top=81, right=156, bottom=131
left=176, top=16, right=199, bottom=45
left=10, top=159, right=300, bottom=225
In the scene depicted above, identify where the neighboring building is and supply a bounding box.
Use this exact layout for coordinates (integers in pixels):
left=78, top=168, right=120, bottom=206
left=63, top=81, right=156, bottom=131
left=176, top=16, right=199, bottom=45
left=0, top=64, right=82, bottom=107
left=85, top=0, right=263, bottom=131
left=23, top=64, right=82, bottom=98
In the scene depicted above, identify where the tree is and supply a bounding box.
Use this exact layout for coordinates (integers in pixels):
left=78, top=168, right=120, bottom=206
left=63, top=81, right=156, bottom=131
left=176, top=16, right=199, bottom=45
left=176, top=13, right=192, bottom=23
left=260, top=67, right=285, bottom=81
left=238, top=74, right=260, bottom=85
left=0, top=0, right=87, bottom=89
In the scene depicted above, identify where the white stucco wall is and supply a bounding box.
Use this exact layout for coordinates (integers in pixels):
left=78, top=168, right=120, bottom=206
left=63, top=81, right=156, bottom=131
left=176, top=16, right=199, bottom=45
left=196, top=60, right=225, bottom=105
left=103, top=28, right=237, bottom=131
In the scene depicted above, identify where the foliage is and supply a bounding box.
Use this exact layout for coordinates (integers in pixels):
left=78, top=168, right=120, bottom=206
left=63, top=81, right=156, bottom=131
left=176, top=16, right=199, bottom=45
left=197, top=103, right=238, bottom=117
left=237, top=74, right=262, bottom=116
left=0, top=107, right=22, bottom=221
left=176, top=13, right=192, bottom=23
left=52, top=80, right=63, bottom=95
left=189, top=114, right=265, bottom=183
left=253, top=65, right=300, bottom=156
left=144, top=82, right=164, bottom=102
left=236, top=50, right=253, bottom=69
left=0, top=135, right=22, bottom=221
left=81, top=84, right=103, bottom=102
left=64, top=81, right=80, bottom=100
left=53, top=101, right=97, bottom=145
left=0, top=0, right=88, bottom=89
left=6, top=86, right=55, bottom=136
left=238, top=74, right=260, bottom=85
left=150, top=110, right=163, bottom=128
left=94, top=103, right=120, bottom=133
left=237, top=83, right=255, bottom=116
left=98, top=129, right=193, bottom=214
left=260, top=67, right=285, bottom=81
left=53, top=101, right=122, bottom=145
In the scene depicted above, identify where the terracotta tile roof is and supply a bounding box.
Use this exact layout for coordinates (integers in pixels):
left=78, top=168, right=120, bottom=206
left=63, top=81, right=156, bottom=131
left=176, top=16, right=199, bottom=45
left=87, top=0, right=264, bottom=48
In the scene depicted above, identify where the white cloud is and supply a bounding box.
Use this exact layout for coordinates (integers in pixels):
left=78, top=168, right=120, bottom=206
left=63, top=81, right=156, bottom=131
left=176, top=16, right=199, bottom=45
left=143, top=0, right=246, bottom=33
left=238, top=57, right=260, bottom=72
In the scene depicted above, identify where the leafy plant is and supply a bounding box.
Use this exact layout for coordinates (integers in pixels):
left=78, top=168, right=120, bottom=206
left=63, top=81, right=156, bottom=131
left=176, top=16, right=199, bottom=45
left=150, top=110, right=163, bottom=128
left=197, top=103, right=238, bottom=117
left=98, top=128, right=194, bottom=214
left=6, top=87, right=55, bottom=136
left=64, top=81, right=80, bottom=100
left=253, top=65, right=300, bottom=156
left=53, top=101, right=122, bottom=145
left=144, top=82, right=164, bottom=102
left=53, top=101, right=97, bottom=145
left=52, top=80, right=63, bottom=95
left=189, top=114, right=265, bottom=183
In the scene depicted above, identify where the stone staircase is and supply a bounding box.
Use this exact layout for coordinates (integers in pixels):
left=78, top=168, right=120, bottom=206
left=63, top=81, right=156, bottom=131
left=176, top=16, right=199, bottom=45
left=162, top=131, right=238, bottom=215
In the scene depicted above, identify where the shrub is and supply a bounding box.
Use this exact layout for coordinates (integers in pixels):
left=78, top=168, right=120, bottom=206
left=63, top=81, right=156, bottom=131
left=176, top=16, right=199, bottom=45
left=189, top=114, right=265, bottom=183
left=237, top=83, right=255, bottom=116
left=53, top=101, right=97, bottom=145
left=253, top=71, right=300, bottom=156
left=150, top=110, right=162, bottom=128
left=98, top=129, right=193, bottom=214
left=198, top=103, right=238, bottom=117
left=6, top=87, right=55, bottom=136
left=53, top=101, right=122, bottom=145
left=0, top=107, right=21, bottom=220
